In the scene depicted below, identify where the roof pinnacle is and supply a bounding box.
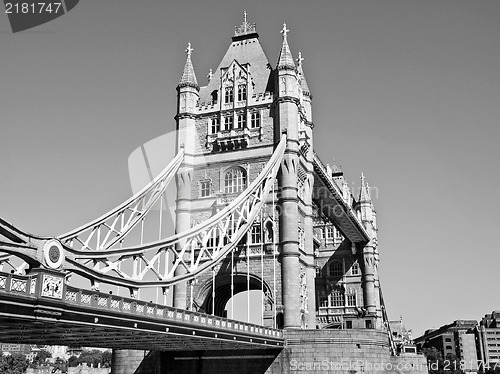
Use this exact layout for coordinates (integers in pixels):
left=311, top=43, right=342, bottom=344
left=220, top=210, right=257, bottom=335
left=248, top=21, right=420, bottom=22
left=234, top=11, right=257, bottom=37
left=359, top=173, right=371, bottom=202
left=296, top=51, right=310, bottom=94
left=281, top=23, right=289, bottom=39
left=178, top=42, right=199, bottom=89
left=185, top=42, right=193, bottom=58
left=277, top=23, right=295, bottom=69
left=297, top=51, right=304, bottom=67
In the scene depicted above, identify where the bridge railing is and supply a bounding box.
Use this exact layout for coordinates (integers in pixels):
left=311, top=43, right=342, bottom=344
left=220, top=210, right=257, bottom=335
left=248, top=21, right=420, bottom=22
left=0, top=270, right=282, bottom=341
left=0, top=271, right=37, bottom=297
left=64, top=284, right=282, bottom=339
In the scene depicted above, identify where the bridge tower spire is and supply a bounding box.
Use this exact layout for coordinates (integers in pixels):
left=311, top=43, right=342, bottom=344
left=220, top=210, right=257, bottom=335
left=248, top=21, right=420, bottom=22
left=173, top=43, right=200, bottom=308
left=275, top=23, right=302, bottom=329
left=295, top=50, right=316, bottom=329
left=356, top=173, right=380, bottom=327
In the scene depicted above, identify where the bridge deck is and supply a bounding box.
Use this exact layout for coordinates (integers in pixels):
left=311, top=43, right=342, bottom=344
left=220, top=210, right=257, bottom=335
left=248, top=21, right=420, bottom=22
left=0, top=271, right=283, bottom=351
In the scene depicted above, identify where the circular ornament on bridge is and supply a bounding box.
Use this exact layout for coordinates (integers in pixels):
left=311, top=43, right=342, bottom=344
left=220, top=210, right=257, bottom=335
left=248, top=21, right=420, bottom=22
left=43, top=239, right=65, bottom=269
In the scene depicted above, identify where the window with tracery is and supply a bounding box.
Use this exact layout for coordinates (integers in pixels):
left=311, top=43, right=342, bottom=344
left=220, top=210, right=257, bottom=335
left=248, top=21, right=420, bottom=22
left=237, top=113, right=246, bottom=129
left=329, top=261, right=343, bottom=277
left=346, top=292, right=356, bottom=307
left=223, top=115, right=233, bottom=131
left=250, top=224, right=261, bottom=244
left=224, top=86, right=234, bottom=103
left=200, top=180, right=211, bottom=198
left=237, top=84, right=247, bottom=101
left=250, top=111, right=261, bottom=128
left=211, top=117, right=220, bottom=133
left=332, top=291, right=344, bottom=307
left=224, top=167, right=247, bottom=194
left=351, top=262, right=360, bottom=276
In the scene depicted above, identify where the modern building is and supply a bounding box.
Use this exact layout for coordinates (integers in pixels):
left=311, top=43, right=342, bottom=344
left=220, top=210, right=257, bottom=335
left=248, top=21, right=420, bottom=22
left=476, top=311, right=500, bottom=371
left=414, top=320, right=479, bottom=373
left=0, top=343, right=31, bottom=355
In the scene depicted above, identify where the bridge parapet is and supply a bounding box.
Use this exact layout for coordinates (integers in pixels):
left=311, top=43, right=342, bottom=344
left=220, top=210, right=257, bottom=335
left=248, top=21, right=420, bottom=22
left=0, top=269, right=283, bottom=343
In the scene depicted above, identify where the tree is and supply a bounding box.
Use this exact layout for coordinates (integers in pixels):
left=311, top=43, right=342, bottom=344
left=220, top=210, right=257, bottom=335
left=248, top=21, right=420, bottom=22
left=422, top=347, right=464, bottom=374
left=68, top=355, right=78, bottom=367
left=0, top=353, right=29, bottom=374
left=75, top=350, right=111, bottom=368
left=31, top=349, right=52, bottom=368
left=101, top=350, right=112, bottom=368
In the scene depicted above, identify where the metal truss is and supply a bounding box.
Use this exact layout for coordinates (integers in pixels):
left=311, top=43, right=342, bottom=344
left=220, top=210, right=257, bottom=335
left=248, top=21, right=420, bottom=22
left=59, top=149, right=184, bottom=252
left=0, top=136, right=285, bottom=292
left=64, top=135, right=286, bottom=289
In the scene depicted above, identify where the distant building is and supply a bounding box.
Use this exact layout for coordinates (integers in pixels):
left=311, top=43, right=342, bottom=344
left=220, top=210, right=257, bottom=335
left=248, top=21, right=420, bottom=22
left=414, top=320, right=478, bottom=373
left=476, top=311, right=500, bottom=371
left=0, top=343, right=31, bottom=355
left=388, top=318, right=417, bottom=354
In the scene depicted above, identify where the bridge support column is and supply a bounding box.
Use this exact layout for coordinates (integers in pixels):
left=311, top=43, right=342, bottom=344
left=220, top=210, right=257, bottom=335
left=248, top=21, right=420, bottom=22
left=111, top=350, right=150, bottom=374
left=361, top=243, right=377, bottom=319
left=173, top=47, right=199, bottom=309
left=172, top=165, right=192, bottom=309
left=279, top=148, right=301, bottom=329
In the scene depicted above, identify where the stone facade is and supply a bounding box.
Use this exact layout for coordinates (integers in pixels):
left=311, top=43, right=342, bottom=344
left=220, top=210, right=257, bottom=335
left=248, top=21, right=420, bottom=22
left=112, top=13, right=411, bottom=374
left=113, top=330, right=428, bottom=374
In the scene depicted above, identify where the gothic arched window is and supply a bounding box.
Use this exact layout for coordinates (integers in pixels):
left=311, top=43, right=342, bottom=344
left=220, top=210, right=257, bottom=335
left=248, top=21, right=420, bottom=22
left=237, top=84, right=247, bottom=101
left=224, top=167, right=247, bottom=194
left=351, top=261, right=360, bottom=276
left=224, top=86, right=234, bottom=103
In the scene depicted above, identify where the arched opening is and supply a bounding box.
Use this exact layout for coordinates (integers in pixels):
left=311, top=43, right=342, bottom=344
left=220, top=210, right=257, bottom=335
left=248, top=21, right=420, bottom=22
left=196, top=273, right=273, bottom=325
left=276, top=312, right=284, bottom=329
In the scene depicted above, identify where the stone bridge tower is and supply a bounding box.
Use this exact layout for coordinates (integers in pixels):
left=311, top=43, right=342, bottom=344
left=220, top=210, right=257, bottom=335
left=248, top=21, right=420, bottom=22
left=172, top=15, right=317, bottom=330
left=172, top=13, right=383, bottom=332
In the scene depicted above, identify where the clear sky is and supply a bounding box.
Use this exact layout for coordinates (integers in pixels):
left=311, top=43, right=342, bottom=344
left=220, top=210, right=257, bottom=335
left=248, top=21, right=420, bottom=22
left=1, top=0, right=499, bottom=337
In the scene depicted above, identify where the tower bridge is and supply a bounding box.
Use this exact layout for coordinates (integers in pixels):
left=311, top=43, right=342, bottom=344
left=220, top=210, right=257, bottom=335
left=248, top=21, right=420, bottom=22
left=0, top=14, right=428, bottom=374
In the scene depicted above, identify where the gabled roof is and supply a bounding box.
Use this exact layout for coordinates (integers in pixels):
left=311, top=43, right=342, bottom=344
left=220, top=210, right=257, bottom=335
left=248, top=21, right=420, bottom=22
left=199, top=35, right=272, bottom=103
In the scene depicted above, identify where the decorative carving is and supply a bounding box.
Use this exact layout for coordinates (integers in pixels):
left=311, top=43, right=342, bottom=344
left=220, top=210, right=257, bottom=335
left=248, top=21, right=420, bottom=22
left=65, top=291, right=77, bottom=302
left=41, top=275, right=63, bottom=299
left=11, top=279, right=26, bottom=293
left=299, top=266, right=308, bottom=313
left=81, top=294, right=92, bottom=304
left=234, top=11, right=256, bottom=36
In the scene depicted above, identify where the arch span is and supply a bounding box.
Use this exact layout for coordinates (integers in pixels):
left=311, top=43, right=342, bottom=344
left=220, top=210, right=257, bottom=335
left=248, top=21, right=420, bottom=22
left=195, top=273, right=273, bottom=319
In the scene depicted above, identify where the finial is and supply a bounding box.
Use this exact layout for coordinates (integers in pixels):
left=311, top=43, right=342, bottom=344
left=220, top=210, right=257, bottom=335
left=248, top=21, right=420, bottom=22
left=297, top=51, right=304, bottom=67
left=361, top=172, right=365, bottom=182
left=234, top=11, right=256, bottom=37
left=281, top=23, right=289, bottom=39
left=207, top=68, right=213, bottom=82
left=185, top=42, right=193, bottom=58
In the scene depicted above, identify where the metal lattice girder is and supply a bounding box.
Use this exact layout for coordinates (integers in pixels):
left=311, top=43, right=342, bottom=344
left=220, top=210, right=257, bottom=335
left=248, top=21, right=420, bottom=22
left=59, top=149, right=184, bottom=251
left=0, top=218, right=46, bottom=270
left=63, top=135, right=286, bottom=289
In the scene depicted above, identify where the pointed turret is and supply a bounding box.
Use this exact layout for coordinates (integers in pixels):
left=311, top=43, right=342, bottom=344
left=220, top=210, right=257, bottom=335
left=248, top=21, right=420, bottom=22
left=178, top=42, right=199, bottom=89
left=296, top=52, right=310, bottom=94
left=359, top=172, right=371, bottom=203
left=277, top=23, right=295, bottom=70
